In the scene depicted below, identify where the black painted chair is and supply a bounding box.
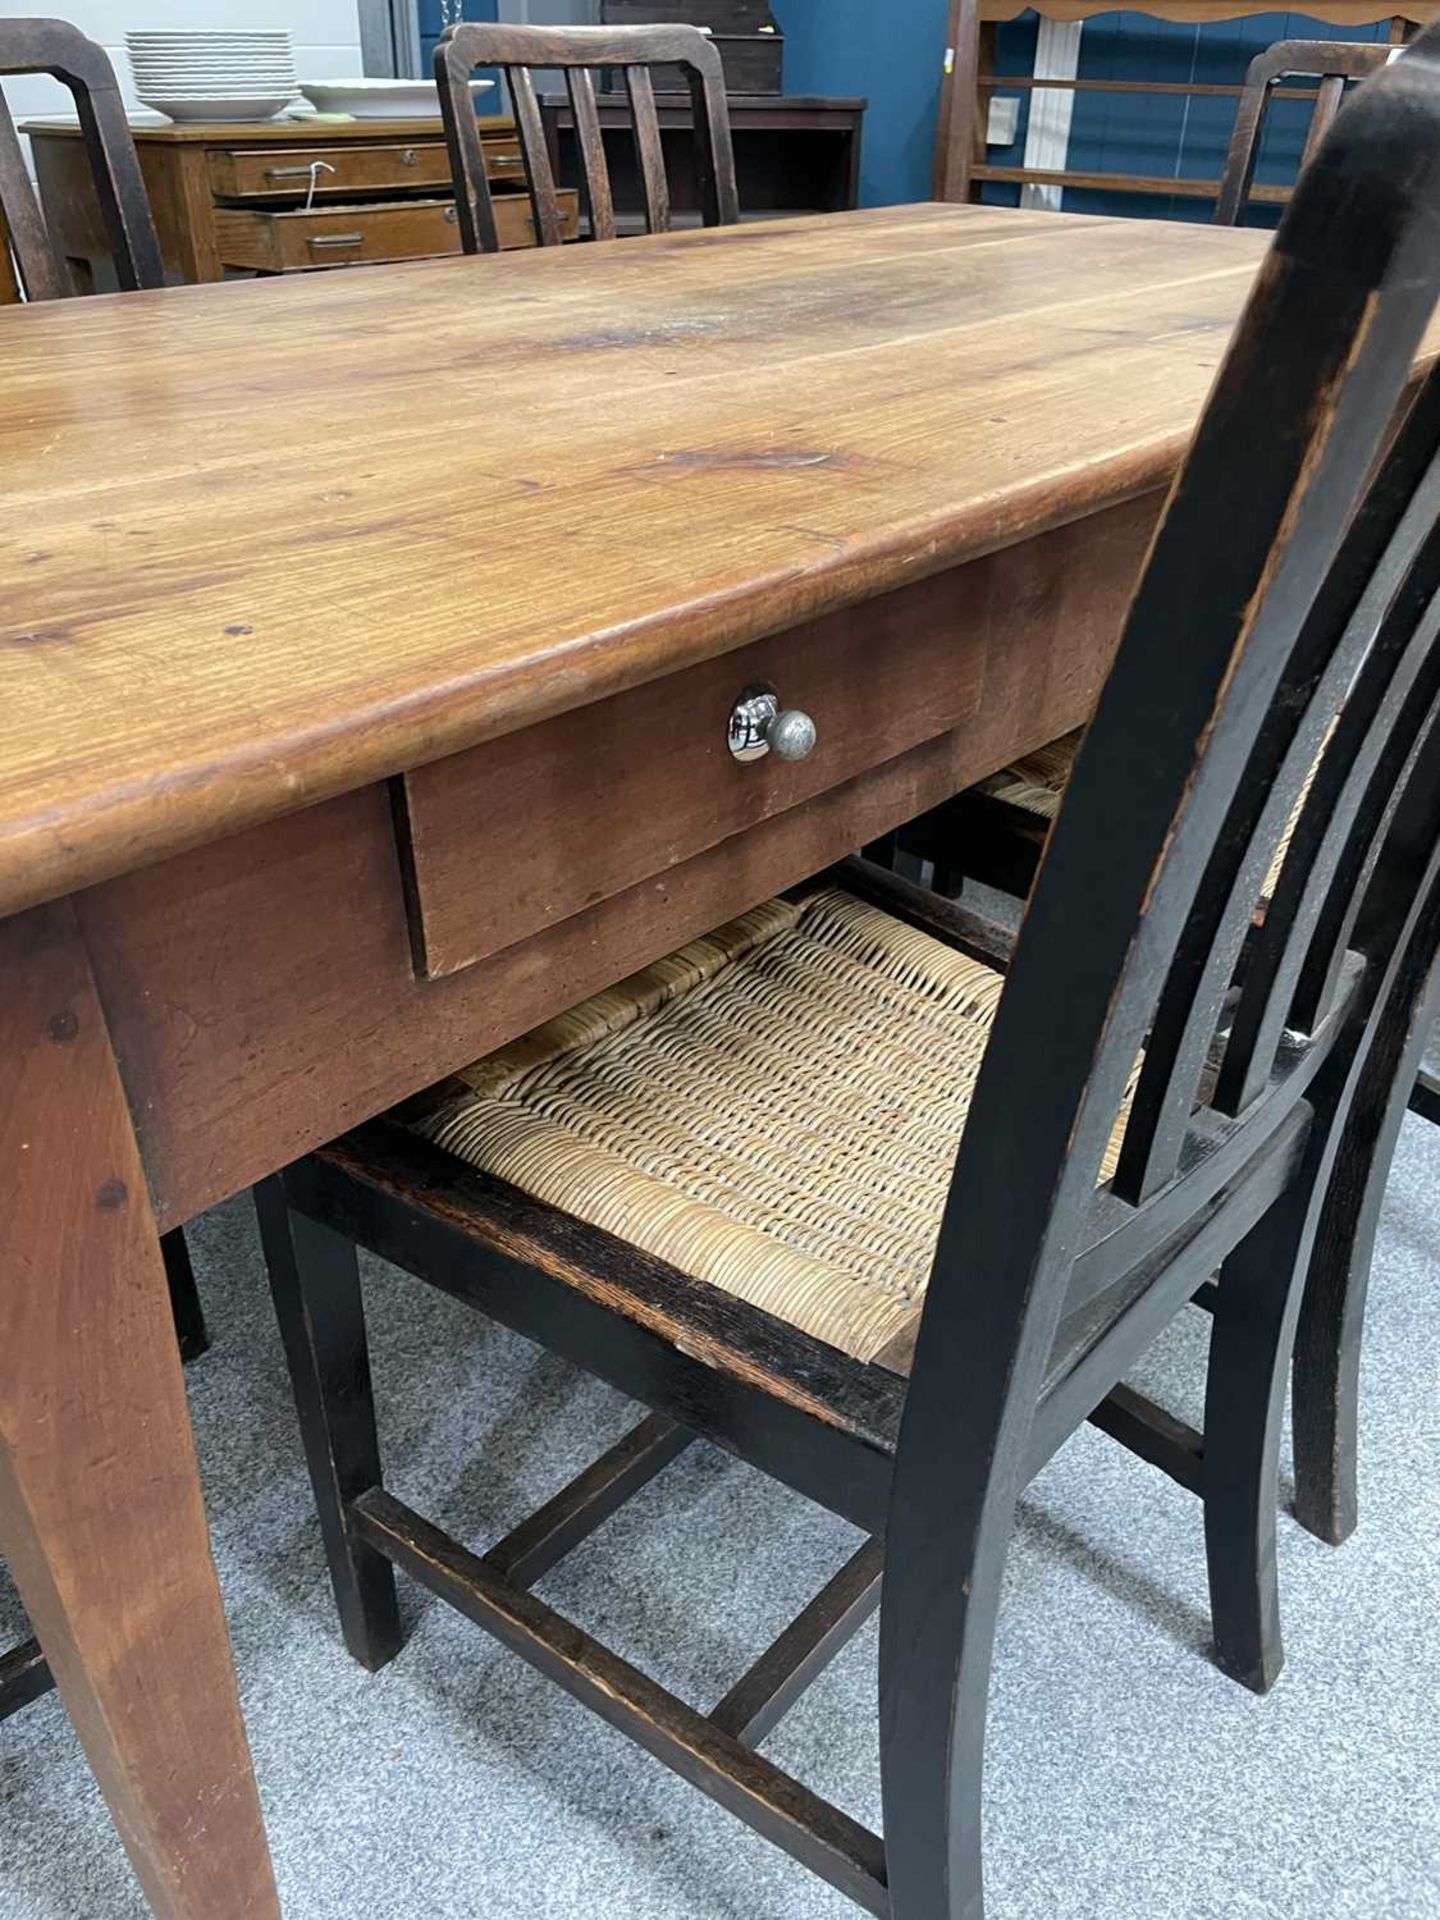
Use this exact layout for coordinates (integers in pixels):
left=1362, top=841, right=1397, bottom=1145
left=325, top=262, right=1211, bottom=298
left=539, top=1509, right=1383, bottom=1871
left=900, top=34, right=1440, bottom=1555
left=263, top=38, right=1440, bottom=1918
left=435, top=20, right=738, bottom=254
left=0, top=18, right=162, bottom=301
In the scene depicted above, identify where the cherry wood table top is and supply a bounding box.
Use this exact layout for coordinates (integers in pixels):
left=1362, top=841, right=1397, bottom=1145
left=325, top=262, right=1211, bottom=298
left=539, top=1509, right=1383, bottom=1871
left=0, top=200, right=1373, bottom=920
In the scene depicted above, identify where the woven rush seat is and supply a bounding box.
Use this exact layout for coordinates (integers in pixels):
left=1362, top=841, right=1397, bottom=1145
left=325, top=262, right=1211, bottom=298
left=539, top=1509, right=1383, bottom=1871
left=978, top=729, right=1084, bottom=821
left=979, top=728, right=1320, bottom=899
left=409, top=886, right=1130, bottom=1365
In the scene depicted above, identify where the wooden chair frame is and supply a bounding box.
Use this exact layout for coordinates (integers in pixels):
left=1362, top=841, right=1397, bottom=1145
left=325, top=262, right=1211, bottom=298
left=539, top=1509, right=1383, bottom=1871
left=266, top=37, right=1440, bottom=1919
left=1215, top=38, right=1397, bottom=225
left=435, top=22, right=738, bottom=254
left=0, top=18, right=162, bottom=301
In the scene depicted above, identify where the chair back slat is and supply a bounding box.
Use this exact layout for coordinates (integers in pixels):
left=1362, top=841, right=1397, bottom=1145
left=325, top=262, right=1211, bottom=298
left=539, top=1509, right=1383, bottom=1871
left=1215, top=453, right=1440, bottom=1113
left=1215, top=38, right=1394, bottom=227
left=566, top=66, right=615, bottom=243
left=436, top=22, right=737, bottom=253
left=0, top=88, right=62, bottom=298
left=0, top=19, right=161, bottom=299
left=508, top=64, right=564, bottom=247
left=1302, top=72, right=1349, bottom=167
left=0, top=210, right=18, bottom=303
left=624, top=63, right=670, bottom=233
left=1113, top=364, right=1440, bottom=1200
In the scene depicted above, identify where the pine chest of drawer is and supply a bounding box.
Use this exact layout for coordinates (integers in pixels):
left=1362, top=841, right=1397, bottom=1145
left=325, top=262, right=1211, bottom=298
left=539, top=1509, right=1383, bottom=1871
left=213, top=190, right=579, bottom=273
left=22, top=115, right=544, bottom=287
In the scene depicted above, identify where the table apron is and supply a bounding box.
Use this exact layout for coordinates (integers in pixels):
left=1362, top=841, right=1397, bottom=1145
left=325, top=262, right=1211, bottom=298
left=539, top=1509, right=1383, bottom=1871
left=75, top=492, right=1161, bottom=1232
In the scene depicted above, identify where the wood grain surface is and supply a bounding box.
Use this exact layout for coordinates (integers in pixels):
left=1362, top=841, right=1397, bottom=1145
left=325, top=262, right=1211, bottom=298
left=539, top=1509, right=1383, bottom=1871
left=0, top=203, right=1294, bottom=917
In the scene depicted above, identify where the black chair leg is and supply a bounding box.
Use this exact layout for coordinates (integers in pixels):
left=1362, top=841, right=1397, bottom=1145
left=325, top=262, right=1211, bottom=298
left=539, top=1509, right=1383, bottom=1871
left=1410, top=1064, right=1440, bottom=1125
left=1292, top=989, right=1440, bottom=1545
left=1203, top=1187, right=1311, bottom=1694
left=161, top=1228, right=209, bottom=1362
left=1291, top=1098, right=1389, bottom=1550
left=255, top=1175, right=403, bottom=1672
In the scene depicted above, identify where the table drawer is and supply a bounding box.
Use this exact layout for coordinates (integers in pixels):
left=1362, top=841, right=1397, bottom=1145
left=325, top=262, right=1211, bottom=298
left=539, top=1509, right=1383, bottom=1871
left=207, top=135, right=526, bottom=201
left=395, top=568, right=991, bottom=979
left=213, top=190, right=577, bottom=271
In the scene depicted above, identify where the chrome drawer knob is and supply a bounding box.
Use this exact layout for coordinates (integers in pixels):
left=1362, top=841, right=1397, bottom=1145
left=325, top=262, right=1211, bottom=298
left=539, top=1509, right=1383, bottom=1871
left=767, top=706, right=819, bottom=762
left=728, top=687, right=818, bottom=764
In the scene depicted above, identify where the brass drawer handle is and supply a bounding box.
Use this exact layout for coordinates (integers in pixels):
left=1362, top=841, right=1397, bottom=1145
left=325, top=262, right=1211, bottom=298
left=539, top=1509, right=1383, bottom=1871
left=265, top=163, right=330, bottom=180
left=489, top=151, right=523, bottom=165
left=308, top=231, right=364, bottom=248
left=402, top=147, right=420, bottom=166
left=728, top=687, right=818, bottom=763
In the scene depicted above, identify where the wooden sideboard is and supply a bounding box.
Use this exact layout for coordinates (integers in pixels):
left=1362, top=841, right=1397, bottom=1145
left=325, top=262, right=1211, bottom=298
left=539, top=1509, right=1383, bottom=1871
left=935, top=0, right=1440, bottom=206
left=24, top=114, right=577, bottom=287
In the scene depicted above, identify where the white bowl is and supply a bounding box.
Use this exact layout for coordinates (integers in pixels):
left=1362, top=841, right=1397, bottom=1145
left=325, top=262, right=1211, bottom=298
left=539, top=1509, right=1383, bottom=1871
left=138, top=93, right=296, bottom=122
left=299, top=77, right=493, bottom=120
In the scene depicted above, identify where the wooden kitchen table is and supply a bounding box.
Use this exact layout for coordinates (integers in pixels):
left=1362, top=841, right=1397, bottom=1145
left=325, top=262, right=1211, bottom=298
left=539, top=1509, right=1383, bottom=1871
left=0, top=200, right=1352, bottom=1915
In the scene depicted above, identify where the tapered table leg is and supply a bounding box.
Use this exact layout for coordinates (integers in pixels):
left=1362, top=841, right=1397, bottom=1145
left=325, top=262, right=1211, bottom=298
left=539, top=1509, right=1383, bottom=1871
left=0, top=902, right=279, bottom=1920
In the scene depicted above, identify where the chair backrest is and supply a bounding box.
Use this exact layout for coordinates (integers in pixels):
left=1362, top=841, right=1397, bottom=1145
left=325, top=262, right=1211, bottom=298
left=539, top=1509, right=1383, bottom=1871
left=896, top=19, right=1440, bottom=1583
left=1215, top=36, right=1397, bottom=226
left=0, top=18, right=161, bottom=302
left=435, top=22, right=738, bottom=254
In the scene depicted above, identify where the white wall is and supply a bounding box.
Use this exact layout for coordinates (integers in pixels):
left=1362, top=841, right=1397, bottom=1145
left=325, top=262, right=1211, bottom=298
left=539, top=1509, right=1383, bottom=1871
left=0, top=0, right=363, bottom=127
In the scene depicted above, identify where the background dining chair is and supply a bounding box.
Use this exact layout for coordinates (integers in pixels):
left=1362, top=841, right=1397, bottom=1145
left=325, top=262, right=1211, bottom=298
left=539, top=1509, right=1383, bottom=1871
left=261, top=39, right=1440, bottom=1915
left=1214, top=38, right=1396, bottom=228
left=0, top=18, right=162, bottom=301
left=435, top=21, right=738, bottom=253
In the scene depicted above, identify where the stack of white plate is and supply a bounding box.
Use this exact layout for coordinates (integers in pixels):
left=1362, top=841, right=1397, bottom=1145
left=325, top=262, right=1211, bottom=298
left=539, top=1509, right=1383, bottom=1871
left=127, top=30, right=299, bottom=123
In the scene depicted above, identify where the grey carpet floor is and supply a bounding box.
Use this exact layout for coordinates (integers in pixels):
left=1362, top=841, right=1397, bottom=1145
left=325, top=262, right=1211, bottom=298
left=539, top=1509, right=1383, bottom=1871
left=2, top=1111, right=1437, bottom=1919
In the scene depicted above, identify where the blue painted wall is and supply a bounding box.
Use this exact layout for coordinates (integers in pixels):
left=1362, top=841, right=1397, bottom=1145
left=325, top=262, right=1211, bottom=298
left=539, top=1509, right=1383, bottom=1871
left=781, top=0, right=950, bottom=207
left=418, top=0, right=497, bottom=68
